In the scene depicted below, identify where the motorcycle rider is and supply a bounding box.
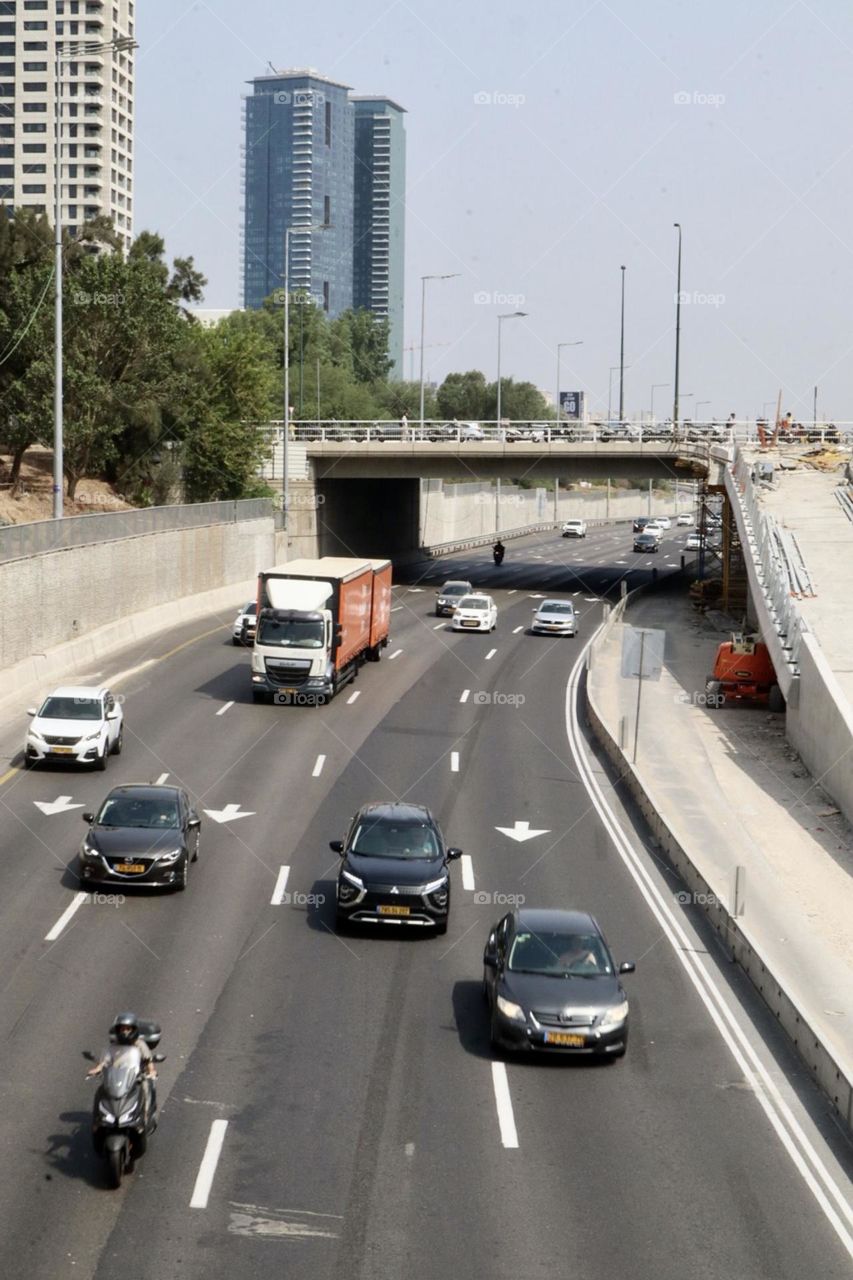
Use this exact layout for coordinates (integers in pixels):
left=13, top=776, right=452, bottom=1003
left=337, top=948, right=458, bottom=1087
left=87, top=1011, right=157, bottom=1126
left=493, top=540, right=505, bottom=563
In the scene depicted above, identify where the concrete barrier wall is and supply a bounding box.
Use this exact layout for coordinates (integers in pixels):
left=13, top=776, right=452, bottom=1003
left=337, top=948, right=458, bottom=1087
left=787, top=634, right=853, bottom=828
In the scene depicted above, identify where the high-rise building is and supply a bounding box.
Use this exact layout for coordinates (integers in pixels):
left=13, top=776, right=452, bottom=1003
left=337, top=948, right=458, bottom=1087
left=0, top=0, right=136, bottom=251
left=242, top=69, right=354, bottom=316
left=352, top=97, right=406, bottom=378
left=242, top=69, right=406, bottom=376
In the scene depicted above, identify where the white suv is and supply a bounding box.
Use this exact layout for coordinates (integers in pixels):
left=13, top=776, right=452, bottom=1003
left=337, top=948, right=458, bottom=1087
left=561, top=520, right=587, bottom=538
left=25, top=686, right=123, bottom=770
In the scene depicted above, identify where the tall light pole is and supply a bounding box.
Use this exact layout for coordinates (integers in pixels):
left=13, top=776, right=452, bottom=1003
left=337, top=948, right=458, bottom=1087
left=53, top=35, right=136, bottom=519
left=619, top=265, right=626, bottom=421
left=283, top=221, right=329, bottom=533
left=608, top=364, right=630, bottom=422
left=673, top=223, right=683, bottom=437
left=556, top=341, right=583, bottom=426
left=650, top=382, right=670, bottom=424
left=496, top=311, right=528, bottom=428
left=419, top=273, right=459, bottom=430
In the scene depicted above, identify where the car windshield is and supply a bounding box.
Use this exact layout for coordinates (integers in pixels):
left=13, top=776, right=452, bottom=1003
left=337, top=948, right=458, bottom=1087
left=241, top=602, right=257, bottom=616
left=256, top=617, right=325, bottom=649
left=458, top=597, right=488, bottom=611
left=508, top=930, right=612, bottom=976
left=541, top=602, right=574, bottom=614
left=441, top=584, right=469, bottom=596
left=97, top=794, right=181, bottom=829
left=350, top=819, right=440, bottom=859
left=38, top=696, right=102, bottom=720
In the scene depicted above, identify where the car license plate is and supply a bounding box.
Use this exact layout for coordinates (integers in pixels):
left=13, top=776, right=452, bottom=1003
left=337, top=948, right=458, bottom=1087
left=544, top=1031, right=585, bottom=1047
left=115, top=863, right=146, bottom=874
left=462, top=620, right=478, bottom=627
left=378, top=904, right=410, bottom=917
left=50, top=746, right=74, bottom=755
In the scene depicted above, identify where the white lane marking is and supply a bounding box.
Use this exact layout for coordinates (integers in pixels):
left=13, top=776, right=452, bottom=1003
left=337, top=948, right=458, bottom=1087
left=270, top=865, right=290, bottom=905
left=460, top=689, right=471, bottom=703
left=433, top=623, right=445, bottom=630
left=190, top=1119, right=229, bottom=1209
left=216, top=701, right=234, bottom=717
left=347, top=690, right=361, bottom=705
left=405, top=1142, right=415, bottom=1158
left=513, top=625, right=524, bottom=634
left=495, top=820, right=550, bottom=842
left=155, top=773, right=169, bottom=785
left=45, top=891, right=88, bottom=942
left=451, top=752, right=460, bottom=773
left=461, top=854, right=475, bottom=890
left=312, top=755, right=326, bottom=778
left=34, top=795, right=83, bottom=816
left=391, top=605, right=404, bottom=612
left=389, top=649, right=403, bottom=660
left=485, top=648, right=496, bottom=660
left=203, top=804, right=255, bottom=824
left=508, top=589, right=517, bottom=595
left=491, top=1063, right=519, bottom=1149
left=564, top=644, right=853, bottom=1257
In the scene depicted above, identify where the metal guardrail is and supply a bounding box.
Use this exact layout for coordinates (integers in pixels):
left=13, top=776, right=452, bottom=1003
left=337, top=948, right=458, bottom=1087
left=834, top=484, right=853, bottom=526
left=0, top=499, right=274, bottom=566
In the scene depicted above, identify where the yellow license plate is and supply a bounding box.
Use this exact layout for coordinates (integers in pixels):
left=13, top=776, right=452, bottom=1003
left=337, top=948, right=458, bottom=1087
left=378, top=904, right=410, bottom=917
left=115, top=863, right=146, bottom=874
left=545, top=1032, right=585, bottom=1047
left=51, top=746, right=74, bottom=755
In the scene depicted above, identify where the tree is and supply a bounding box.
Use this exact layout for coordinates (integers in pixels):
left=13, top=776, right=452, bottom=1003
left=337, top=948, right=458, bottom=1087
left=436, top=370, right=488, bottom=420
left=484, top=378, right=550, bottom=421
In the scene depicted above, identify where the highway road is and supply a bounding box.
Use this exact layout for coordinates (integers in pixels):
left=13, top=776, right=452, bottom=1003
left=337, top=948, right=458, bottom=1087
left=0, top=522, right=850, bottom=1280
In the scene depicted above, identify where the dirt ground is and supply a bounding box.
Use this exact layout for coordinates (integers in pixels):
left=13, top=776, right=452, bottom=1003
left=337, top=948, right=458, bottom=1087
left=0, top=447, right=134, bottom=524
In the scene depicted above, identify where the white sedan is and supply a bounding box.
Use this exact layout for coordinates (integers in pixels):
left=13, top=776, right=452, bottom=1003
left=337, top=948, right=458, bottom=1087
left=676, top=513, right=692, bottom=526
left=232, top=600, right=258, bottom=644
left=452, top=594, right=497, bottom=632
left=653, top=515, right=671, bottom=529
left=25, top=685, right=123, bottom=770
left=531, top=600, right=577, bottom=636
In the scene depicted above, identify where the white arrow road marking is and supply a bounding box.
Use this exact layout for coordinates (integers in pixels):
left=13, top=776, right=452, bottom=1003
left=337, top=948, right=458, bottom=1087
left=451, top=752, right=460, bottom=773
left=190, top=1119, right=229, bottom=1209
left=45, top=891, right=88, bottom=942
left=460, top=689, right=470, bottom=703
left=491, top=1063, right=519, bottom=1149
left=346, top=690, right=361, bottom=705
left=495, top=820, right=551, bottom=842
left=34, top=795, right=83, bottom=816
left=216, top=701, right=234, bottom=716
left=312, top=755, right=326, bottom=778
left=461, top=854, right=475, bottom=890
left=271, top=866, right=290, bottom=905
left=485, top=649, right=496, bottom=660
left=202, top=804, right=255, bottom=825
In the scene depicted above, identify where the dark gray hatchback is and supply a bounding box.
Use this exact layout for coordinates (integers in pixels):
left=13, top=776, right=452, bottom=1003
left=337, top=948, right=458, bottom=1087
left=79, top=784, right=201, bottom=891
left=332, top=802, right=462, bottom=934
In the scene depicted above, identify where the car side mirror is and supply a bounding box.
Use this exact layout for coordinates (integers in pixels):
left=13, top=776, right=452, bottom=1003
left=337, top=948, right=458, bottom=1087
left=329, top=840, right=344, bottom=854
left=82, top=1049, right=97, bottom=1062
left=619, top=961, right=636, bottom=974
left=188, top=817, right=201, bottom=830
left=106, top=710, right=119, bottom=720
left=152, top=1053, right=166, bottom=1063
left=446, top=847, right=462, bottom=861
left=26, top=708, right=37, bottom=717
left=82, top=812, right=94, bottom=824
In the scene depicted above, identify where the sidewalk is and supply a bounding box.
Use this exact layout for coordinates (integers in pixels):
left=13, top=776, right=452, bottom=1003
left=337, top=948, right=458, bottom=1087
left=588, top=581, right=853, bottom=1087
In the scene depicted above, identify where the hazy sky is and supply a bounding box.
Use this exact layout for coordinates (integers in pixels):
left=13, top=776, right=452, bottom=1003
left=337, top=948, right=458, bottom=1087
left=137, top=0, right=853, bottom=421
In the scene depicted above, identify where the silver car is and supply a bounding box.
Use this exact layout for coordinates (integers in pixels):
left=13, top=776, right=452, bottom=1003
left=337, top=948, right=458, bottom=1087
left=232, top=600, right=258, bottom=645
left=531, top=600, right=577, bottom=636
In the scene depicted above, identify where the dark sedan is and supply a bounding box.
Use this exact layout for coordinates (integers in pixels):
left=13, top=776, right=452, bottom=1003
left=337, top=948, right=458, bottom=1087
left=633, top=532, right=660, bottom=553
left=483, top=908, right=635, bottom=1058
left=332, top=801, right=462, bottom=934
left=79, top=785, right=201, bottom=891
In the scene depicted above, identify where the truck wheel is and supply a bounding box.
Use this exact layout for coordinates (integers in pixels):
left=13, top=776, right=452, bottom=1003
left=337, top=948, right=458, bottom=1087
left=251, top=689, right=268, bottom=704
left=768, top=684, right=785, bottom=713
left=367, top=644, right=381, bottom=662
left=705, top=678, right=723, bottom=708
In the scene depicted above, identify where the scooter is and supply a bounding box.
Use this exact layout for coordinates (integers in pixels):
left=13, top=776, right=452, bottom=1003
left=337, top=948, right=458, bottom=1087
left=493, top=545, right=505, bottom=565
left=85, top=1020, right=165, bottom=1187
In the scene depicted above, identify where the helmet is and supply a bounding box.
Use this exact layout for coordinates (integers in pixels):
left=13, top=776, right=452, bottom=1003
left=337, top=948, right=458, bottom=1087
left=113, top=1011, right=139, bottom=1044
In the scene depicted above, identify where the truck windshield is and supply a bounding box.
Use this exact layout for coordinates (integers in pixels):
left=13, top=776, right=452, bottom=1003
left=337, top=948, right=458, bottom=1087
left=256, top=617, right=325, bottom=649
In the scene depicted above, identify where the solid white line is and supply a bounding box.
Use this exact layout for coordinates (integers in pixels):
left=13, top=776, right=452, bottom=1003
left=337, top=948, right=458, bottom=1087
left=491, top=1063, right=519, bottom=1149
left=450, top=751, right=460, bottom=773
left=389, top=649, right=403, bottom=660
left=564, top=643, right=853, bottom=1256
left=270, top=865, right=290, bottom=905
left=44, top=892, right=88, bottom=942
left=512, top=625, right=523, bottom=634
left=390, top=605, right=403, bottom=612
left=155, top=773, right=169, bottom=785
left=460, top=689, right=471, bottom=703
left=190, top=1119, right=229, bottom=1209
left=485, top=648, right=496, bottom=660
left=216, top=701, right=234, bottom=717
left=312, top=755, right=326, bottom=778
left=461, top=854, right=475, bottom=890
left=346, top=690, right=361, bottom=705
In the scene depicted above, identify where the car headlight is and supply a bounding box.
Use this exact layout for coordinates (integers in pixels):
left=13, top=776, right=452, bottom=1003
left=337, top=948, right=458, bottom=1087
left=84, top=729, right=103, bottom=742
left=599, top=999, right=629, bottom=1028
left=422, top=876, right=448, bottom=895
left=496, top=995, right=526, bottom=1023
left=98, top=1100, right=116, bottom=1121
left=80, top=841, right=96, bottom=858
left=341, top=870, right=364, bottom=890
left=28, top=727, right=45, bottom=742
left=155, top=849, right=183, bottom=864
left=119, top=1105, right=139, bottom=1124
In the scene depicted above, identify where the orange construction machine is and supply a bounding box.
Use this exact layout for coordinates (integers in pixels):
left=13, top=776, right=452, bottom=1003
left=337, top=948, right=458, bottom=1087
left=705, top=633, right=784, bottom=711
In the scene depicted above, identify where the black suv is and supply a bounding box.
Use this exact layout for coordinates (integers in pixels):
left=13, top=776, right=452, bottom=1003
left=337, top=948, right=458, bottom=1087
left=331, top=802, right=462, bottom=935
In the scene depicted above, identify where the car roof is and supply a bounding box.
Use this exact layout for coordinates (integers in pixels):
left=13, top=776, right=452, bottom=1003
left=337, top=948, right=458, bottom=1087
left=356, top=801, right=434, bottom=824
left=46, top=685, right=108, bottom=699
left=538, top=599, right=574, bottom=608
left=102, top=784, right=182, bottom=803
left=462, top=593, right=492, bottom=602
left=441, top=580, right=471, bottom=588
left=513, top=907, right=599, bottom=933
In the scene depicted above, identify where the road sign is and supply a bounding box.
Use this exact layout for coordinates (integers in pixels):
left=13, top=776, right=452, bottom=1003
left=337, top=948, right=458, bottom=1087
left=559, top=391, right=584, bottom=419
left=621, top=626, right=665, bottom=680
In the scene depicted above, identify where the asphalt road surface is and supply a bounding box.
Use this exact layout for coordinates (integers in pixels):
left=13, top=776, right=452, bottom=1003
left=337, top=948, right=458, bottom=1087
left=0, top=524, right=850, bottom=1280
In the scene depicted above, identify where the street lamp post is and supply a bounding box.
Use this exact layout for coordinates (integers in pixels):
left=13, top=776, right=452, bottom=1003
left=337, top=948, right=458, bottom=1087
left=419, top=273, right=459, bottom=431
left=650, top=382, right=670, bottom=424
left=53, top=35, right=136, bottom=519
left=673, top=223, right=683, bottom=436
left=608, top=365, right=631, bottom=422
left=496, top=311, right=528, bottom=429
left=619, top=265, right=626, bottom=421
left=556, top=341, right=583, bottom=429
left=283, top=221, right=329, bottom=534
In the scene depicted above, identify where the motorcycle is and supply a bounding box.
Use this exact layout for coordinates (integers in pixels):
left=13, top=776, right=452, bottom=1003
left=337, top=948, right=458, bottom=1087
left=493, top=545, right=505, bottom=565
left=86, top=1020, right=165, bottom=1187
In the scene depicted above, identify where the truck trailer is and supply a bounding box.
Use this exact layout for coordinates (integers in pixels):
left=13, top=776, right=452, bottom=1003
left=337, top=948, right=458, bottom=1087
left=250, top=557, right=392, bottom=704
